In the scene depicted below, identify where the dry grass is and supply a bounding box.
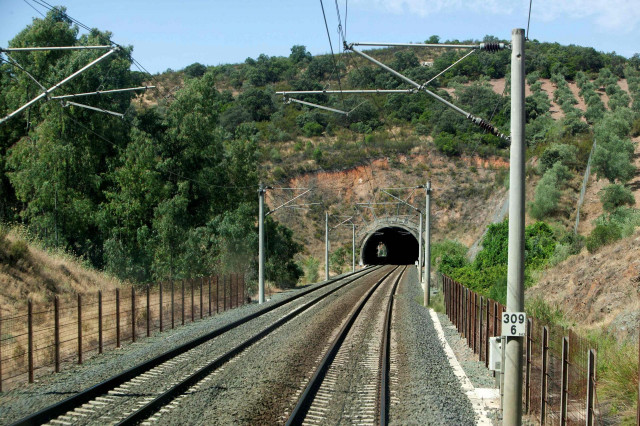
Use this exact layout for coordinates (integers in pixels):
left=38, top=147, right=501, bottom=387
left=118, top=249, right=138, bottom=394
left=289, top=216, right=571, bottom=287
left=0, top=226, right=122, bottom=315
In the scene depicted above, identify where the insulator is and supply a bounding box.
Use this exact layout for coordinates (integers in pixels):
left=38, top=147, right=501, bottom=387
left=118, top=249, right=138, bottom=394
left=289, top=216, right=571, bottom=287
left=479, top=42, right=505, bottom=53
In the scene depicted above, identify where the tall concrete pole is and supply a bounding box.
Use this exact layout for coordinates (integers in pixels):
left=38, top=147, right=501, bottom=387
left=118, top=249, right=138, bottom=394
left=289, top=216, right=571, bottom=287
left=424, top=181, right=432, bottom=307
left=352, top=224, right=356, bottom=273
left=325, top=212, right=330, bottom=281
left=418, top=213, right=423, bottom=282
left=258, top=184, right=266, bottom=304
left=503, top=28, right=526, bottom=426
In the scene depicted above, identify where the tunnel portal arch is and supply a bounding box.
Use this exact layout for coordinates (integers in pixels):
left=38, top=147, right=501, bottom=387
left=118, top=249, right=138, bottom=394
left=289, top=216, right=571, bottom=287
left=358, top=217, right=421, bottom=265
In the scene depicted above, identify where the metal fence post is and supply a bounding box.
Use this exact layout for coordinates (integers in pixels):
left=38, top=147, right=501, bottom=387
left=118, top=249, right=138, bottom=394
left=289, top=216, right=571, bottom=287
left=224, top=275, right=227, bottom=311
left=78, top=293, right=82, bottom=364
left=28, top=300, right=33, bottom=383
left=479, top=295, right=484, bottom=361
left=146, top=285, right=150, bottom=337
left=98, top=291, right=103, bottom=354
left=200, top=277, right=203, bottom=319
left=586, top=348, right=596, bottom=426
left=54, top=296, right=60, bottom=372
left=116, top=288, right=120, bottom=348
left=208, top=277, right=212, bottom=315
left=560, top=336, right=569, bottom=425
left=131, top=287, right=136, bottom=343
left=171, top=280, right=175, bottom=329
left=191, top=279, right=194, bottom=322
left=485, top=298, right=490, bottom=368
left=541, top=326, right=549, bottom=425
left=215, top=276, right=219, bottom=314
left=525, top=318, right=532, bottom=414
left=159, top=282, right=163, bottom=333
left=0, top=310, right=2, bottom=392
left=181, top=280, right=185, bottom=326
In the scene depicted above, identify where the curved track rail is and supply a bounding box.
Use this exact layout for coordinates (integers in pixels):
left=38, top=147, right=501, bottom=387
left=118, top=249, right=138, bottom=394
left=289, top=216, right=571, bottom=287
left=286, top=265, right=406, bottom=426
left=12, top=267, right=381, bottom=426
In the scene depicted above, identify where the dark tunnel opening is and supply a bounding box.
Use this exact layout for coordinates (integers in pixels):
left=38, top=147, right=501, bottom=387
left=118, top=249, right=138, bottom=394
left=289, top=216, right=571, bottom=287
left=362, top=226, right=419, bottom=265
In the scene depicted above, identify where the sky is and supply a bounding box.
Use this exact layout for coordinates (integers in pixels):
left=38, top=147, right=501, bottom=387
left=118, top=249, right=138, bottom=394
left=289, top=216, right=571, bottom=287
left=1, top=0, right=639, bottom=74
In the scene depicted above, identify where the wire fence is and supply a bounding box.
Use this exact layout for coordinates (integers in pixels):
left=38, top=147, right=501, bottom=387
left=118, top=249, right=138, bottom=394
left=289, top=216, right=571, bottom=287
left=0, top=273, right=245, bottom=392
left=439, top=273, right=609, bottom=425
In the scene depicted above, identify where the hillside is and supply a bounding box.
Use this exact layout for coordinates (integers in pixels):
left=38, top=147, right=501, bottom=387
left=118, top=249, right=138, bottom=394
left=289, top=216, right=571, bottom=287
left=2, top=10, right=640, bottom=345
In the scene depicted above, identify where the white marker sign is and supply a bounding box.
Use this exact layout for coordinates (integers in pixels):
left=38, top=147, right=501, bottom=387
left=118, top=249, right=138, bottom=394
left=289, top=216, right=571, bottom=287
left=501, top=312, right=527, bottom=337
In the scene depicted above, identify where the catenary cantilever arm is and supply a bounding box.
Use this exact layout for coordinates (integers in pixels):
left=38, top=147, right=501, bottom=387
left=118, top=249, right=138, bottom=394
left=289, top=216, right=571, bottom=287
left=346, top=46, right=509, bottom=141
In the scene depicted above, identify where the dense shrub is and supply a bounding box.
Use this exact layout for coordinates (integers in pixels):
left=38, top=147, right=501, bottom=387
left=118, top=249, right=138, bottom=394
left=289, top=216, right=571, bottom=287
left=586, top=222, right=622, bottom=253
left=600, top=184, right=635, bottom=212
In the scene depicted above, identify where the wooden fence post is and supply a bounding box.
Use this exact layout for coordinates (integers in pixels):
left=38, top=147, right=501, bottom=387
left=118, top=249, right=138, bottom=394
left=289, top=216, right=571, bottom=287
left=116, top=288, right=120, bottom=348
left=560, top=336, right=569, bottom=425
left=131, top=287, right=136, bottom=343
left=98, top=291, right=103, bottom=354
left=200, top=278, right=203, bottom=320
left=28, top=300, right=33, bottom=383
left=541, top=326, right=549, bottom=425
left=191, top=279, right=195, bottom=322
left=54, top=296, right=60, bottom=372
left=208, top=277, right=212, bottom=315
left=78, top=294, right=82, bottom=364
left=586, top=348, right=596, bottom=426
left=146, top=285, right=150, bottom=338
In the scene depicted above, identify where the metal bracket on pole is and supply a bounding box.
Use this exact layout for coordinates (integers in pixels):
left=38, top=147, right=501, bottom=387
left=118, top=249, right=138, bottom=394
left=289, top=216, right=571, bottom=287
left=266, top=189, right=311, bottom=216
left=344, top=45, right=509, bottom=142
left=282, top=96, right=349, bottom=116
left=0, top=45, right=114, bottom=52
left=380, top=189, right=422, bottom=213
left=63, top=101, right=124, bottom=118
left=348, top=41, right=508, bottom=51
left=0, top=46, right=119, bottom=125
left=50, top=86, right=155, bottom=100
left=276, top=89, right=415, bottom=96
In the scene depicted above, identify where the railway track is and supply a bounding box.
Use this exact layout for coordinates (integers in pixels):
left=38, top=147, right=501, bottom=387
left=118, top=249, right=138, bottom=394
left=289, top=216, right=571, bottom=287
left=11, top=266, right=386, bottom=426
left=286, top=265, right=406, bottom=426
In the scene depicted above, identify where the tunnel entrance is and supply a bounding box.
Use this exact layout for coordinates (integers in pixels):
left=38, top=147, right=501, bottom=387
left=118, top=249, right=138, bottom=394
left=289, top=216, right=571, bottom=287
left=361, top=226, right=419, bottom=265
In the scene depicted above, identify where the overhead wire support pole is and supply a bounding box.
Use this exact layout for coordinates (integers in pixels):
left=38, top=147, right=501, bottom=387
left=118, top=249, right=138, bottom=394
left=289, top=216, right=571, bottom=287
left=424, top=181, right=432, bottom=306
left=0, top=47, right=119, bottom=125
left=50, top=86, right=156, bottom=100
left=258, top=184, right=270, bottom=304
left=325, top=212, right=330, bottom=281
left=503, top=28, right=526, bottom=426
left=345, top=45, right=509, bottom=141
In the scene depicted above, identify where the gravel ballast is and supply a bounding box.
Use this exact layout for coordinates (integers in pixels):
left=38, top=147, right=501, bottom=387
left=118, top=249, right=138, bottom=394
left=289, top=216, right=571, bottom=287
left=1, top=266, right=500, bottom=425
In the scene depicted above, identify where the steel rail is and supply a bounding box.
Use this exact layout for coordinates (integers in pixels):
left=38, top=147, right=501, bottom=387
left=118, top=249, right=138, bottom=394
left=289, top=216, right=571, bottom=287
left=286, top=266, right=406, bottom=425
left=116, top=266, right=389, bottom=425
left=11, top=267, right=379, bottom=426
left=379, top=266, right=404, bottom=425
